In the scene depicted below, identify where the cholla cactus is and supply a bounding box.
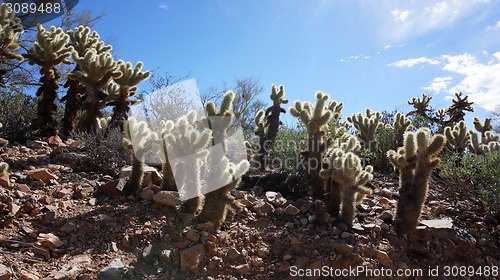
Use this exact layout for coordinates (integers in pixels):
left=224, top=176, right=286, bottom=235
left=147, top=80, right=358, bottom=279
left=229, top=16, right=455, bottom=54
left=62, top=26, right=110, bottom=135
left=393, top=112, right=413, bottom=147
left=24, top=24, right=73, bottom=135
left=163, top=111, right=212, bottom=214
left=387, top=128, right=446, bottom=235
left=159, top=119, right=176, bottom=191
left=96, top=116, right=111, bottom=132
left=107, top=60, right=151, bottom=129
left=446, top=92, right=474, bottom=125
left=252, top=84, right=289, bottom=170
left=407, top=94, right=433, bottom=119
left=290, top=92, right=336, bottom=200
left=469, top=117, right=500, bottom=155
left=320, top=138, right=373, bottom=227
left=122, top=118, right=156, bottom=194
left=0, top=162, right=8, bottom=176
left=68, top=48, right=122, bottom=132
left=204, top=91, right=234, bottom=154
left=444, top=121, right=468, bottom=155
left=473, top=117, right=493, bottom=143
left=0, top=123, right=7, bottom=147
left=0, top=5, right=23, bottom=86
left=347, top=109, right=382, bottom=151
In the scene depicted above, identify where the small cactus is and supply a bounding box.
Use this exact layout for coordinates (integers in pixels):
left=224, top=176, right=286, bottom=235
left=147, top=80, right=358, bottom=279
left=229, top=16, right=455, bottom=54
left=469, top=117, right=500, bottom=155
left=122, top=118, right=156, bottom=195
left=444, top=121, right=468, bottom=155
left=387, top=128, right=446, bottom=235
left=204, top=91, right=234, bottom=155
left=347, top=109, right=382, bottom=151
left=393, top=112, right=413, bottom=147
left=0, top=162, right=8, bottom=176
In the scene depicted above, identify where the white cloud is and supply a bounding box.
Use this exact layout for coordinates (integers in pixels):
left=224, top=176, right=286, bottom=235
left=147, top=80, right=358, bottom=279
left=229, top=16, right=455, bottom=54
left=391, top=9, right=410, bottom=22
left=388, top=57, right=440, bottom=67
left=412, top=52, right=500, bottom=111
left=486, top=20, right=500, bottom=30
left=367, top=0, right=491, bottom=42
left=159, top=3, right=168, bottom=10
left=423, top=76, right=453, bottom=93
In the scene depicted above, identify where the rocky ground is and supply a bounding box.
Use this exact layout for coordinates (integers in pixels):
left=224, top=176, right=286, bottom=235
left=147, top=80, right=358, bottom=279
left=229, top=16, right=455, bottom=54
left=0, top=138, right=499, bottom=280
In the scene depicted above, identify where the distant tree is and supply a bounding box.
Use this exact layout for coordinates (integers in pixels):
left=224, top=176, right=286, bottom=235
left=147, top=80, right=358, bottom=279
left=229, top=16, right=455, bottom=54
left=202, top=76, right=265, bottom=137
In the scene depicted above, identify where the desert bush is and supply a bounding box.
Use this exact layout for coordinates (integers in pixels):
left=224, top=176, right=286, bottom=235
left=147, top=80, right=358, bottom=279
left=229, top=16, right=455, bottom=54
left=439, top=151, right=500, bottom=219
left=0, top=90, right=38, bottom=142
left=268, top=123, right=307, bottom=175
left=70, top=125, right=129, bottom=172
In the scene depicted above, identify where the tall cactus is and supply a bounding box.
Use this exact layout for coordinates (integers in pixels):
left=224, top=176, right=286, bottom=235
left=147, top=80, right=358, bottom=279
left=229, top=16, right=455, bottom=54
left=0, top=5, right=24, bottom=86
left=320, top=141, right=373, bottom=227
left=159, top=119, right=176, bottom=191
left=387, top=128, right=446, bottom=235
left=407, top=94, right=433, bottom=119
left=393, top=112, right=413, bottom=148
left=24, top=24, right=73, bottom=135
left=107, top=60, right=151, bottom=129
left=254, top=84, right=288, bottom=170
left=469, top=117, right=500, bottom=155
left=445, top=92, right=474, bottom=125
left=444, top=121, right=468, bottom=155
left=204, top=91, right=234, bottom=155
left=122, top=118, right=156, bottom=194
left=290, top=92, right=336, bottom=200
left=67, top=48, right=122, bottom=132
left=62, top=26, right=109, bottom=135
left=347, top=109, right=382, bottom=151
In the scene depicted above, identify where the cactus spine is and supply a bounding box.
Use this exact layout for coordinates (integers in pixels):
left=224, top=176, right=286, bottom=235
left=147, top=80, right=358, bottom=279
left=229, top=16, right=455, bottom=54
left=387, top=128, right=446, bottom=235
left=347, top=109, right=382, bottom=151
left=320, top=137, right=373, bottom=227
left=0, top=162, right=8, bottom=176
left=68, top=47, right=122, bottom=132
left=444, top=121, right=468, bottom=155
left=62, top=26, right=108, bottom=135
left=122, top=118, right=156, bottom=194
left=290, top=92, right=336, bottom=200
left=0, top=5, right=24, bottom=86
left=24, top=24, right=74, bottom=135
left=254, top=84, right=288, bottom=170
left=107, top=60, right=151, bottom=129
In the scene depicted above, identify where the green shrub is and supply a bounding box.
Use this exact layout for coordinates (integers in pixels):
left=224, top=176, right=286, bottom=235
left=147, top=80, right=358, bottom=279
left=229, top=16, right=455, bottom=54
left=0, top=90, right=38, bottom=142
left=439, top=151, right=500, bottom=219
left=268, top=123, right=307, bottom=174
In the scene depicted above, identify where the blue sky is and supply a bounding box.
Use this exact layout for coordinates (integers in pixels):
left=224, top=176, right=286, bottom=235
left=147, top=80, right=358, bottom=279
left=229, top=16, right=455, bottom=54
left=67, top=0, right=500, bottom=126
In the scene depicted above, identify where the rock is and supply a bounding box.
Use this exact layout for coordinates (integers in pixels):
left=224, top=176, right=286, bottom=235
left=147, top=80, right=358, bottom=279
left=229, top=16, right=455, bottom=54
left=379, top=211, right=393, bottom=221
left=421, top=219, right=453, bottom=229
left=196, top=222, right=215, bottom=232
left=300, top=202, right=313, bottom=213
left=8, top=203, right=20, bottom=215
left=265, top=191, right=287, bottom=207
left=232, top=263, right=250, bottom=275
left=39, top=195, right=53, bottom=204
left=341, top=232, right=353, bottom=240
left=331, top=242, right=354, bottom=254
left=48, top=254, right=92, bottom=279
left=26, top=168, right=58, bottom=183
left=60, top=221, right=77, bottom=233
left=226, top=248, right=241, bottom=260
left=0, top=264, right=11, bottom=280
left=175, top=240, right=191, bottom=249
left=37, top=233, right=64, bottom=248
left=25, top=140, right=47, bottom=149
left=31, top=245, right=50, bottom=259
left=99, top=178, right=127, bottom=199
left=52, top=152, right=94, bottom=172
left=284, top=204, right=300, bottom=215
left=254, top=201, right=274, bottom=216
left=53, top=188, right=72, bottom=198
left=47, top=135, right=63, bottom=146
left=373, top=249, right=395, bottom=269
left=19, top=271, right=38, bottom=280
left=179, top=244, right=206, bottom=271
left=0, top=175, right=10, bottom=187
left=97, top=258, right=125, bottom=280
left=184, top=229, right=200, bottom=242
left=139, top=188, right=154, bottom=200
left=15, top=184, right=30, bottom=193
left=153, top=191, right=181, bottom=208
left=331, top=227, right=342, bottom=237
left=120, top=166, right=162, bottom=186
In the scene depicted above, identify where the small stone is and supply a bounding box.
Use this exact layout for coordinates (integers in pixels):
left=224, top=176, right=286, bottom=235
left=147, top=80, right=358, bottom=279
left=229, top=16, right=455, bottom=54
left=60, top=221, right=77, bottom=233
left=139, top=188, right=154, bottom=201
left=289, top=237, right=300, bottom=245
left=232, top=263, right=250, bottom=275
left=153, top=191, right=181, bottom=208
left=331, top=242, right=354, bottom=254
left=47, top=135, right=63, bottom=146
left=15, top=184, right=30, bottom=193
left=99, top=179, right=126, bottom=199
left=175, top=240, right=191, bottom=249
left=379, top=197, right=390, bottom=204
left=0, top=175, right=10, bottom=187
left=331, top=227, right=342, bottom=236
left=26, top=168, right=58, bottom=183
left=31, top=245, right=50, bottom=259
left=8, top=203, right=20, bottom=215
left=265, top=191, right=287, bottom=207
left=341, top=232, right=352, bottom=240
left=196, top=222, right=215, bottom=232
left=379, top=211, right=393, bottom=221
left=421, top=219, right=453, bottom=229
left=226, top=248, right=241, bottom=260
left=179, top=244, right=206, bottom=272
left=284, top=204, right=300, bottom=215
left=39, top=195, right=53, bottom=204
left=184, top=229, right=200, bottom=242
left=88, top=198, right=97, bottom=206
left=373, top=249, right=395, bottom=269
left=37, top=233, right=64, bottom=248
left=19, top=271, right=38, bottom=280
left=254, top=201, right=274, bottom=216
left=0, top=264, right=12, bottom=280
left=25, top=140, right=47, bottom=149
left=98, top=258, right=125, bottom=280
